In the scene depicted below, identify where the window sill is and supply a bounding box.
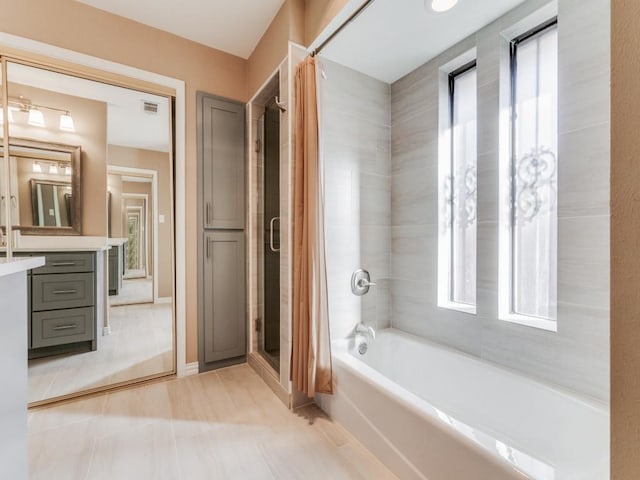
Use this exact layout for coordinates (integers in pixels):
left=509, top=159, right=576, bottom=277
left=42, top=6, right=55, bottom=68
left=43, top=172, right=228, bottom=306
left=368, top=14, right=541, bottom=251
left=439, top=302, right=477, bottom=315
left=499, top=313, right=557, bottom=332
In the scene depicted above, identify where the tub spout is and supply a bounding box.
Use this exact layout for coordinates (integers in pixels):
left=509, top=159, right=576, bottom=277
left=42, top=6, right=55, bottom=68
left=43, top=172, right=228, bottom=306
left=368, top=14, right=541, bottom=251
left=355, top=323, right=376, bottom=340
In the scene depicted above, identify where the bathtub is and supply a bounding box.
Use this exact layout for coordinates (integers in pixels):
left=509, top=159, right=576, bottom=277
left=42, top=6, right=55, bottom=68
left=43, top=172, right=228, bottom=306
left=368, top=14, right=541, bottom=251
left=316, top=329, right=609, bottom=480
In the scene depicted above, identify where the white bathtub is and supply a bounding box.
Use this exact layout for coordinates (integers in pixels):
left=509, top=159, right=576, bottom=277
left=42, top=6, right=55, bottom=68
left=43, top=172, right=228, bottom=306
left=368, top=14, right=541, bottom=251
left=316, top=329, right=609, bottom=480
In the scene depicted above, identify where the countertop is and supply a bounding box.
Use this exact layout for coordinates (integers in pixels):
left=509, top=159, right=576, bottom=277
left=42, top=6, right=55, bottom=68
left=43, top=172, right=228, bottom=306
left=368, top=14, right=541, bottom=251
left=0, top=257, right=45, bottom=278
left=3, top=235, right=111, bottom=252
left=107, top=238, right=128, bottom=247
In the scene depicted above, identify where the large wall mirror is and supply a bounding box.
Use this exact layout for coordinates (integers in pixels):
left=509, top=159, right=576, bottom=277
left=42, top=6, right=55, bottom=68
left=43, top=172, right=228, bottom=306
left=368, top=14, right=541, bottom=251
left=0, top=60, right=176, bottom=407
left=1, top=138, right=82, bottom=235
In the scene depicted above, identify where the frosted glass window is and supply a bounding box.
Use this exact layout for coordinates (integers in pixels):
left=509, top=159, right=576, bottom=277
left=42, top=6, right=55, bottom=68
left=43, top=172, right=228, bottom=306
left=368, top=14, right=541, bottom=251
left=449, top=63, right=477, bottom=306
left=511, top=21, right=558, bottom=321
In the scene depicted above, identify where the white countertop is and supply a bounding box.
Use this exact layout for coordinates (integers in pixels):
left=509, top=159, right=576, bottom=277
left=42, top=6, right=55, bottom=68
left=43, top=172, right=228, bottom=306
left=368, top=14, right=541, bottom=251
left=107, top=238, right=128, bottom=247
left=6, top=247, right=109, bottom=252
left=0, top=257, right=45, bottom=278
left=5, top=235, right=111, bottom=252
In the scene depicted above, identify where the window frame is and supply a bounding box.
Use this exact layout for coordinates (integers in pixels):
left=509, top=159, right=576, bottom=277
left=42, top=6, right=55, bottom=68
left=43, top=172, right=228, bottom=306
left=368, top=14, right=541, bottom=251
left=444, top=59, right=477, bottom=313
left=507, top=17, right=559, bottom=328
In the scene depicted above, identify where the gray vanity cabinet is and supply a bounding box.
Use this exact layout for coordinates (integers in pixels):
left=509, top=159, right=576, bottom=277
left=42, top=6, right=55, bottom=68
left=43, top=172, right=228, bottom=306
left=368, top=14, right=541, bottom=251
left=202, top=231, right=246, bottom=364
left=28, top=251, right=97, bottom=358
left=197, top=92, right=247, bottom=371
left=108, top=244, right=124, bottom=296
left=200, top=95, right=245, bottom=230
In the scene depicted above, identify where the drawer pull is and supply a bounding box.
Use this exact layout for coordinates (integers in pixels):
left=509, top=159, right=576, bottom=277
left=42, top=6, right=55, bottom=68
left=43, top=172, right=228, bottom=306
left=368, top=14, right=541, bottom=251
left=52, top=262, right=76, bottom=267
left=52, top=289, right=78, bottom=295
left=52, top=324, right=77, bottom=331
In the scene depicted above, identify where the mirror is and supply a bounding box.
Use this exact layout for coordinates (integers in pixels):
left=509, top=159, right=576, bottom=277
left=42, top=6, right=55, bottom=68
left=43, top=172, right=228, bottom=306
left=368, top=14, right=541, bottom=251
left=1, top=138, right=82, bottom=235
left=30, top=180, right=72, bottom=227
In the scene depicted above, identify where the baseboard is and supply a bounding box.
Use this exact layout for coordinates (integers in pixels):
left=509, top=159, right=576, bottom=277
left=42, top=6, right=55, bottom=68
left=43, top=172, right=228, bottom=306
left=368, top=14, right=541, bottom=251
left=184, top=362, right=199, bottom=377
left=155, top=297, right=172, bottom=304
left=103, top=325, right=112, bottom=336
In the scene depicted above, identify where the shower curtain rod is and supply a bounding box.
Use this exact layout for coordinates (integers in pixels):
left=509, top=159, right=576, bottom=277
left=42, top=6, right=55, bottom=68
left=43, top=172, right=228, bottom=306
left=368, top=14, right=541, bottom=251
left=311, top=0, right=376, bottom=57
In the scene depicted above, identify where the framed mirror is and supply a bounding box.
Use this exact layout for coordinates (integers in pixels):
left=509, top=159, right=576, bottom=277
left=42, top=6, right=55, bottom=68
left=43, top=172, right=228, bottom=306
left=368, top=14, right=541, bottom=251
left=1, top=138, right=82, bottom=235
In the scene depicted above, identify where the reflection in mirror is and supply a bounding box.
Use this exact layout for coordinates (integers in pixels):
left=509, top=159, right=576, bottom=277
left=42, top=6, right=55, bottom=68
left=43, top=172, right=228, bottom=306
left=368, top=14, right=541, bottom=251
left=5, top=61, right=175, bottom=406
left=1, top=139, right=82, bottom=234
left=31, top=179, right=72, bottom=227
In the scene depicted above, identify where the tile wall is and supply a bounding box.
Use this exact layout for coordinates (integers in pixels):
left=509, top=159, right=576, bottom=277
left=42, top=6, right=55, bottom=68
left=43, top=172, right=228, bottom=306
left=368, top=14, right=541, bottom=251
left=321, top=58, right=392, bottom=341
left=389, top=0, right=610, bottom=402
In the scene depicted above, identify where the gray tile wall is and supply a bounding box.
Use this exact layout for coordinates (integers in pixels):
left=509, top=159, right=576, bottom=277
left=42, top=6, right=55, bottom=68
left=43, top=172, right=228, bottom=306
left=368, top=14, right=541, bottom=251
left=390, top=0, right=610, bottom=402
left=321, top=59, right=392, bottom=341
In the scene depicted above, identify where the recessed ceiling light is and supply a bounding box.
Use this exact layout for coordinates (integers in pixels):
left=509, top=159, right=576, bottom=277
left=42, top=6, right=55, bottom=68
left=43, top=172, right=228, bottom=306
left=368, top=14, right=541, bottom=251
left=430, top=0, right=458, bottom=13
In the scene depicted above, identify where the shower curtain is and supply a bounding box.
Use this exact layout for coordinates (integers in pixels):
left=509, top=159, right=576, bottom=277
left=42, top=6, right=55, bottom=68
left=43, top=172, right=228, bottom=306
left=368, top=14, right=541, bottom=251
left=291, top=56, right=333, bottom=397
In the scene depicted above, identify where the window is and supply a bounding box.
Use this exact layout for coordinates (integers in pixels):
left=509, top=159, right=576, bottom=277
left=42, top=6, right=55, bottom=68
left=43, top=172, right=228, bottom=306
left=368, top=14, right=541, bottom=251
left=440, top=60, right=477, bottom=312
left=509, top=19, right=558, bottom=323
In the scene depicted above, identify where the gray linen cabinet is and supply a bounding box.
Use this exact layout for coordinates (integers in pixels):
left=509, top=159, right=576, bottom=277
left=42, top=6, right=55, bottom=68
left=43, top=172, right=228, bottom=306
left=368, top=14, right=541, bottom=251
left=197, top=93, right=246, bottom=371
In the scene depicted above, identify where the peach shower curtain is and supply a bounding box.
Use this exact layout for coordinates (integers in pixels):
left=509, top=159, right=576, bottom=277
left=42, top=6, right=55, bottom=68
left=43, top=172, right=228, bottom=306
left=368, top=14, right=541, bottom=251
left=291, top=56, right=333, bottom=397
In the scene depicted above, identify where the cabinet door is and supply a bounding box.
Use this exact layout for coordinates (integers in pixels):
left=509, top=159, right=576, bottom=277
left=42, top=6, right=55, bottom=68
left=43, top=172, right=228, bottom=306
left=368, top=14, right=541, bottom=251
left=203, top=231, right=246, bottom=363
left=108, top=250, right=118, bottom=295
left=200, top=94, right=245, bottom=230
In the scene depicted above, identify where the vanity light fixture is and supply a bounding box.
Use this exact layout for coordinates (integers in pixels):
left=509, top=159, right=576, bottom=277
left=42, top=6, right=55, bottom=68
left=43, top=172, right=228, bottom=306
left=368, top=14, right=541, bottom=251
left=59, top=112, right=75, bottom=132
left=32, top=162, right=42, bottom=173
left=8, top=96, right=75, bottom=131
left=429, top=0, right=458, bottom=13
left=27, top=107, right=45, bottom=127
left=65, top=165, right=72, bottom=176
left=48, top=164, right=59, bottom=175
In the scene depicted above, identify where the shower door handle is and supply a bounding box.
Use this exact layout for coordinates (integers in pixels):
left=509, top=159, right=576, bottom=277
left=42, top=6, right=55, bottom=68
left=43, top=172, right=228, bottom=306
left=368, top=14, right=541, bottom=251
left=269, top=217, right=280, bottom=253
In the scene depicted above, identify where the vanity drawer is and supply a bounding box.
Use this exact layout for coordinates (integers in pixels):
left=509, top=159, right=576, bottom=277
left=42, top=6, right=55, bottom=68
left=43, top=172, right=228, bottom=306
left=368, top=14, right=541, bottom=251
left=32, top=273, right=95, bottom=311
left=33, top=252, right=95, bottom=275
left=32, top=307, right=95, bottom=348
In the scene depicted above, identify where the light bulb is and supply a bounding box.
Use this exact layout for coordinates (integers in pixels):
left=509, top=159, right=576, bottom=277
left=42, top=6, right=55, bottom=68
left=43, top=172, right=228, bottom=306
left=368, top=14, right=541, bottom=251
left=65, top=165, right=72, bottom=176
left=430, top=0, right=458, bottom=12
left=49, top=164, right=58, bottom=175
left=32, top=162, right=42, bottom=173
left=28, top=108, right=45, bottom=127
left=59, top=112, right=75, bottom=132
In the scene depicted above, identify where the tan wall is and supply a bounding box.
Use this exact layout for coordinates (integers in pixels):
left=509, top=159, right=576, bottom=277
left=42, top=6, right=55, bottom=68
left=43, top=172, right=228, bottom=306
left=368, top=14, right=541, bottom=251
left=107, top=173, right=123, bottom=238
left=247, top=0, right=306, bottom=97
left=246, top=0, right=354, bottom=98
left=108, top=145, right=172, bottom=300
left=612, top=1, right=640, bottom=477
left=8, top=82, right=107, bottom=235
left=304, top=0, right=352, bottom=46
left=0, top=0, right=352, bottom=364
left=0, top=0, right=247, bottom=363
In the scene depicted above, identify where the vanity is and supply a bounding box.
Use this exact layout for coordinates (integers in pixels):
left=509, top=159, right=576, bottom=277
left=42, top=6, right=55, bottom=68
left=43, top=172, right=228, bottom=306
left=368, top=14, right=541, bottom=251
left=23, top=250, right=99, bottom=359
left=107, top=238, right=127, bottom=296
left=0, top=256, right=45, bottom=479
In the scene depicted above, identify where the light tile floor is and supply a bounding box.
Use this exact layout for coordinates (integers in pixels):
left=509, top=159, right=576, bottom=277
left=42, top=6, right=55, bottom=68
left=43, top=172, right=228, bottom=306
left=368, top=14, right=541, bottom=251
left=28, top=364, right=397, bottom=480
left=109, top=277, right=153, bottom=306
left=28, top=303, right=173, bottom=403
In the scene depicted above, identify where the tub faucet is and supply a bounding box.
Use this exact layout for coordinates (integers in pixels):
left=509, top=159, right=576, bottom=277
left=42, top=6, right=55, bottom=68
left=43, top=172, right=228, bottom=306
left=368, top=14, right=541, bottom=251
left=355, top=323, right=376, bottom=340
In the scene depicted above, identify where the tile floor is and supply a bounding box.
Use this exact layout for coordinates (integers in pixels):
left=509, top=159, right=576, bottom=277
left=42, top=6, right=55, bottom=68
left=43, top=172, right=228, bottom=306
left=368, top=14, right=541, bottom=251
left=28, top=364, right=397, bottom=480
left=28, top=303, right=173, bottom=403
left=109, top=277, right=154, bottom=306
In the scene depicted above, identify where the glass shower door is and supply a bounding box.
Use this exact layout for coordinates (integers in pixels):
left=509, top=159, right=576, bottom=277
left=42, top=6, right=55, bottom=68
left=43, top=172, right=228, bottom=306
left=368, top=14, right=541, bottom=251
left=257, top=101, right=281, bottom=372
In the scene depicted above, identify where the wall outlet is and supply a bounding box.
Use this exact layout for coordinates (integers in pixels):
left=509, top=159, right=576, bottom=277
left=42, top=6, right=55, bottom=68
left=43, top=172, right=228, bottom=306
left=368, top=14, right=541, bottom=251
left=159, top=214, right=165, bottom=224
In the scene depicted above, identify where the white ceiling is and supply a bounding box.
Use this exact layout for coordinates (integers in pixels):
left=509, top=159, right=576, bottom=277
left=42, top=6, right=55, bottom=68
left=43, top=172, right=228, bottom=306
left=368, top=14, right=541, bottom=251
left=320, top=0, right=528, bottom=83
left=8, top=62, right=171, bottom=152
left=75, top=0, right=286, bottom=59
